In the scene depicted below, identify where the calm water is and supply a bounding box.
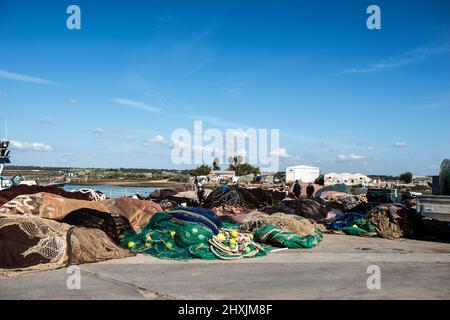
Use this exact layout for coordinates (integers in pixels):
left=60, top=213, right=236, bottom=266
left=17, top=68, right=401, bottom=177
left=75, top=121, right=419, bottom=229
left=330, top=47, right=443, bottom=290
left=63, top=185, right=160, bottom=199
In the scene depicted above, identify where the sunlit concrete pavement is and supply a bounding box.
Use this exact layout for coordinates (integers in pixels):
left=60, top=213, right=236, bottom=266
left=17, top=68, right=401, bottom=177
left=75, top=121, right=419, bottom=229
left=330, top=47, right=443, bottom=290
left=1, top=234, right=449, bottom=300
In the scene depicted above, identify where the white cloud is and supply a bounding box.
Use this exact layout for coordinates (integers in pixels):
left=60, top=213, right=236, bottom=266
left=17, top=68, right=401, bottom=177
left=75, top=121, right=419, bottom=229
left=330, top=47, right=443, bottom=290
left=367, top=146, right=375, bottom=152
left=340, top=43, right=450, bottom=74
left=124, top=135, right=135, bottom=142
left=270, top=148, right=290, bottom=158
left=336, top=153, right=366, bottom=161
left=149, top=134, right=167, bottom=145
left=92, top=128, right=104, bottom=137
left=112, top=98, right=162, bottom=114
left=10, top=140, right=53, bottom=151
left=0, top=69, right=57, bottom=85
left=67, top=99, right=78, bottom=104
left=393, top=141, right=408, bottom=148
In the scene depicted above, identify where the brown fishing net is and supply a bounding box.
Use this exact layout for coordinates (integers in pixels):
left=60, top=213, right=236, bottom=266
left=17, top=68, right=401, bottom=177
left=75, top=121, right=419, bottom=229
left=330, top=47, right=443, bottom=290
left=0, top=214, right=133, bottom=277
left=0, top=192, right=162, bottom=231
left=68, top=227, right=133, bottom=265
left=241, top=212, right=322, bottom=237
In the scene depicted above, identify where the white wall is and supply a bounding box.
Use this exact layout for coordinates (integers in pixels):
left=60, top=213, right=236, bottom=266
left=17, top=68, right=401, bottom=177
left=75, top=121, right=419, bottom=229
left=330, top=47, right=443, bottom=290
left=286, top=167, right=320, bottom=183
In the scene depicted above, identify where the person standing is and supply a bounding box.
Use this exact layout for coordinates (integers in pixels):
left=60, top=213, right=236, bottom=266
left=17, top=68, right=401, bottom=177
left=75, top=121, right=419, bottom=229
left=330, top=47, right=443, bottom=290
left=292, top=180, right=301, bottom=199
left=195, top=178, right=205, bottom=204
left=306, top=182, right=315, bottom=198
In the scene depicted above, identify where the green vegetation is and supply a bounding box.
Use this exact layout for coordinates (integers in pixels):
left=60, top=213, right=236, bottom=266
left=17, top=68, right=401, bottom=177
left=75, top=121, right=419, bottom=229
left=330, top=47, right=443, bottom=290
left=227, top=156, right=260, bottom=176
left=314, top=174, right=324, bottom=185
left=189, top=165, right=212, bottom=177
left=399, top=172, right=413, bottom=184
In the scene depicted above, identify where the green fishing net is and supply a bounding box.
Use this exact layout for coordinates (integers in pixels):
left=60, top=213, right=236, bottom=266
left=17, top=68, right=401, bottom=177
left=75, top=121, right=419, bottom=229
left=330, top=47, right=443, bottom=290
left=254, top=224, right=322, bottom=249
left=341, top=218, right=377, bottom=237
left=121, top=211, right=216, bottom=260
left=121, top=212, right=268, bottom=260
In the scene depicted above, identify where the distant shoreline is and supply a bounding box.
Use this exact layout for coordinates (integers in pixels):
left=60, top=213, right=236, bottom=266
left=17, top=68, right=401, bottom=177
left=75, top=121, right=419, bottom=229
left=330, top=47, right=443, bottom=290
left=67, top=180, right=181, bottom=188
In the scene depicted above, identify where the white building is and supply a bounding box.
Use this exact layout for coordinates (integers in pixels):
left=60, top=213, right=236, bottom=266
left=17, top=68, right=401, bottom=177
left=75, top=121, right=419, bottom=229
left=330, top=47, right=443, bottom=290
left=324, top=172, right=371, bottom=186
left=285, top=165, right=320, bottom=183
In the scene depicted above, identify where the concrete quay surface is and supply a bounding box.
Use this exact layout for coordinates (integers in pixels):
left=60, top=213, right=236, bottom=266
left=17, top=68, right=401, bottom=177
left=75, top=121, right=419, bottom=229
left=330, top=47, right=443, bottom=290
left=1, top=234, right=449, bottom=300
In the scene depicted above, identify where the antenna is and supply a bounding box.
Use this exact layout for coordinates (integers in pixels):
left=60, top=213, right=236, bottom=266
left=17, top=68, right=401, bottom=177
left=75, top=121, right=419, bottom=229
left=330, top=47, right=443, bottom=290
left=4, top=115, right=7, bottom=140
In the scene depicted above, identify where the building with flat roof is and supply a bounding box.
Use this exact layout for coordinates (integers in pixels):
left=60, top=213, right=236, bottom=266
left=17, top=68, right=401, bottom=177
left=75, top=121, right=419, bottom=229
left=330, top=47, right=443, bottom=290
left=285, top=165, right=320, bottom=183
left=324, top=172, right=370, bottom=186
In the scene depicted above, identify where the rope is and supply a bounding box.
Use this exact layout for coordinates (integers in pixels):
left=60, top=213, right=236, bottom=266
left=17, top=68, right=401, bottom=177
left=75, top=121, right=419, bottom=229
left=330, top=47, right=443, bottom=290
left=71, top=188, right=106, bottom=201
left=207, top=228, right=266, bottom=260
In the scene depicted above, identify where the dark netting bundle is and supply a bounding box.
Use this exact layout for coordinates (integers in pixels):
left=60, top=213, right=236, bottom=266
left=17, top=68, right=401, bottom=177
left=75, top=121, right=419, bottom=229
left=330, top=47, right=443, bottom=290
left=366, top=188, right=401, bottom=204
left=166, top=207, right=222, bottom=234
left=281, top=198, right=336, bottom=222
left=61, top=208, right=133, bottom=243
left=204, top=187, right=270, bottom=209
left=0, top=185, right=96, bottom=207
left=172, top=206, right=223, bottom=228
left=328, top=211, right=368, bottom=231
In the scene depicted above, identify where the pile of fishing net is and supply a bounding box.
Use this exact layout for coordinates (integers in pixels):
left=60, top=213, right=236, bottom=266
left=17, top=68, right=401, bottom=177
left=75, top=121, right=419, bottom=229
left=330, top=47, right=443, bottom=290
left=279, top=198, right=338, bottom=222
left=318, top=191, right=355, bottom=202
left=367, top=203, right=419, bottom=239
left=326, top=204, right=420, bottom=239
left=121, top=207, right=267, bottom=260
left=240, top=213, right=323, bottom=249
left=315, top=184, right=350, bottom=197
left=61, top=208, right=132, bottom=243
left=204, top=187, right=271, bottom=209
left=0, top=214, right=133, bottom=276
left=147, top=183, right=197, bottom=202
left=0, top=185, right=101, bottom=207
left=0, top=192, right=162, bottom=231
left=254, top=224, right=321, bottom=249
left=327, top=211, right=376, bottom=237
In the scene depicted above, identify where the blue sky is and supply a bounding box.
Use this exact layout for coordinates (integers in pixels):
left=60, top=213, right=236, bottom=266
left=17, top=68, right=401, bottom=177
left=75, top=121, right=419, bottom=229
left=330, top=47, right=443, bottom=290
left=0, top=0, right=449, bottom=175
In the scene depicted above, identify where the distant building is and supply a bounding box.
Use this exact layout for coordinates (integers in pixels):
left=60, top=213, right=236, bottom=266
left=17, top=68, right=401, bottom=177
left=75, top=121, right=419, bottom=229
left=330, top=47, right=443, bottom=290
left=285, top=165, right=320, bottom=183
left=412, top=175, right=432, bottom=185
left=208, top=170, right=236, bottom=182
left=324, top=172, right=371, bottom=186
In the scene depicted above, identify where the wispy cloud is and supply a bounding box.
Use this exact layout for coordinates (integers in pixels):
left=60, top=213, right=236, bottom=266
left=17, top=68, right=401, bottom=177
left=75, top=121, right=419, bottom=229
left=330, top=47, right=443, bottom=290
left=145, top=134, right=168, bottom=146
left=393, top=141, right=408, bottom=148
left=40, top=117, right=54, bottom=124
left=0, top=69, right=57, bottom=85
left=92, top=128, right=104, bottom=137
left=339, top=43, right=450, bottom=75
left=336, top=153, right=366, bottom=162
left=67, top=99, right=78, bottom=104
left=112, top=98, right=162, bottom=114
left=10, top=140, right=53, bottom=151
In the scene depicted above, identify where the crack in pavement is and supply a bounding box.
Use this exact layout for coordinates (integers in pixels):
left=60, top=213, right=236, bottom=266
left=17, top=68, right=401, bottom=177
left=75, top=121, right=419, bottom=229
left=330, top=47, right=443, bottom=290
left=81, top=268, right=180, bottom=300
